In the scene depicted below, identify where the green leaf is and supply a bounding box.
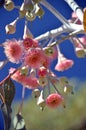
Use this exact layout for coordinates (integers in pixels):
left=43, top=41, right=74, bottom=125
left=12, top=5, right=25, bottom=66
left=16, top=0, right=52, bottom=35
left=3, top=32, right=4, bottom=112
left=3, top=78, right=16, bottom=106
left=1, top=103, right=12, bottom=130
left=13, top=113, right=26, bottom=130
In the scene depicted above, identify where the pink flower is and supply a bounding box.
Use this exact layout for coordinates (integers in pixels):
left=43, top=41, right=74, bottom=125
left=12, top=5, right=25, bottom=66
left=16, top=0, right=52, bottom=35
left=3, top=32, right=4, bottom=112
left=55, top=53, right=74, bottom=72
left=24, top=76, right=39, bottom=89
left=23, top=38, right=39, bottom=50
left=4, top=39, right=23, bottom=63
left=42, top=56, right=51, bottom=68
left=24, top=48, right=45, bottom=69
left=79, top=36, right=86, bottom=48
left=37, top=66, right=47, bottom=77
left=71, top=12, right=81, bottom=24
left=11, top=69, right=27, bottom=85
left=72, top=37, right=85, bottom=57
left=46, top=93, right=63, bottom=108
left=10, top=68, right=39, bottom=89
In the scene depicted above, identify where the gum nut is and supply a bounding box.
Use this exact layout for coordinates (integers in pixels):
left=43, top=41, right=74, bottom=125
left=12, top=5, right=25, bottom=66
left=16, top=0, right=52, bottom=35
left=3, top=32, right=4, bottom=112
left=25, top=12, right=36, bottom=21
left=4, top=0, right=15, bottom=11
left=20, top=66, right=28, bottom=76
left=36, top=7, right=44, bottom=18
left=64, top=85, right=73, bottom=94
left=25, top=3, right=34, bottom=11
left=32, top=89, right=40, bottom=98
left=62, top=100, right=66, bottom=108
left=44, top=47, right=54, bottom=56
left=75, top=48, right=85, bottom=58
left=38, top=77, right=48, bottom=87
left=37, top=98, right=46, bottom=108
left=19, top=9, right=26, bottom=18
left=5, top=24, right=16, bottom=34
left=59, top=77, right=69, bottom=86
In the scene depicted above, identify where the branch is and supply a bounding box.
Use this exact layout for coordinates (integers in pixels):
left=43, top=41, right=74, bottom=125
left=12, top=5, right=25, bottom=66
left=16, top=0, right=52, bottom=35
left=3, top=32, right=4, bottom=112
left=49, top=30, right=83, bottom=47
left=35, top=23, right=84, bottom=41
left=65, top=0, right=83, bottom=23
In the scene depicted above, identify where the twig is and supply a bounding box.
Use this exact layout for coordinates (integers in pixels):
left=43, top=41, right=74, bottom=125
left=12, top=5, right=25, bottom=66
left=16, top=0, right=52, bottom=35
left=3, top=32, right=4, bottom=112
left=35, top=23, right=84, bottom=41
left=18, top=86, right=25, bottom=114
left=65, top=0, right=83, bottom=22
left=49, top=30, right=83, bottom=47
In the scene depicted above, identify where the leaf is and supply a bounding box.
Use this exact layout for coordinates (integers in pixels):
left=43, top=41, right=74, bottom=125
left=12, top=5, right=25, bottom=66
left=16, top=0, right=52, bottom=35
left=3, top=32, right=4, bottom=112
left=83, top=8, right=86, bottom=32
left=13, top=113, right=26, bottom=130
left=2, top=78, right=16, bottom=106
left=0, top=86, right=5, bottom=102
left=0, top=60, right=8, bottom=70
left=1, top=103, right=12, bottom=130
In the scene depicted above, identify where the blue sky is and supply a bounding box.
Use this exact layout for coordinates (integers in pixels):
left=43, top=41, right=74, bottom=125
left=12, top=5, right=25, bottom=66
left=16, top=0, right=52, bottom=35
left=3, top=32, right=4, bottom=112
left=0, top=0, right=86, bottom=129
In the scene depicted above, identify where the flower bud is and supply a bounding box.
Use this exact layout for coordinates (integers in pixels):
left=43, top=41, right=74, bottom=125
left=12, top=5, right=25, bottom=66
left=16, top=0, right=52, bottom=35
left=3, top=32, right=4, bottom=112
left=24, top=2, right=34, bottom=12
left=44, top=47, right=54, bottom=57
left=5, top=24, right=16, bottom=34
left=61, top=99, right=66, bottom=108
left=37, top=90, right=46, bottom=110
left=64, top=85, right=74, bottom=94
left=38, top=77, right=48, bottom=87
left=35, top=5, right=44, bottom=18
left=59, top=77, right=69, bottom=86
left=25, top=11, right=36, bottom=21
left=4, top=0, right=15, bottom=11
left=5, top=18, right=19, bottom=34
left=19, top=3, right=26, bottom=18
left=75, top=47, right=85, bottom=58
left=20, top=66, right=28, bottom=76
left=32, top=89, right=40, bottom=98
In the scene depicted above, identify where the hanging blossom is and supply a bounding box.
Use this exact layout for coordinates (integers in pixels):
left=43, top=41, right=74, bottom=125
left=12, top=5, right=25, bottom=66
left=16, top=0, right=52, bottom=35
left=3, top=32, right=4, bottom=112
left=10, top=67, right=39, bottom=89
left=23, top=37, right=39, bottom=50
left=72, top=37, right=86, bottom=58
left=24, top=76, right=39, bottom=89
left=70, top=12, right=82, bottom=24
left=46, top=93, right=63, bottom=108
left=10, top=68, right=28, bottom=85
left=55, top=46, right=74, bottom=72
left=3, top=39, right=23, bottom=63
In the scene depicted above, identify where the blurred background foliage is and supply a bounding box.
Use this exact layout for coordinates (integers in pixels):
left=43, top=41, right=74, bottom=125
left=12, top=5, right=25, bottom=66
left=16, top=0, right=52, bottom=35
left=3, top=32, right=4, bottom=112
left=13, top=79, right=86, bottom=130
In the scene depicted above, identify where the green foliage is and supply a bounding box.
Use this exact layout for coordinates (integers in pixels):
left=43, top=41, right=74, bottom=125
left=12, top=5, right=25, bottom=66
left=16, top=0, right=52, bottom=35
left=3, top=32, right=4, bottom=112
left=14, top=81, right=86, bottom=130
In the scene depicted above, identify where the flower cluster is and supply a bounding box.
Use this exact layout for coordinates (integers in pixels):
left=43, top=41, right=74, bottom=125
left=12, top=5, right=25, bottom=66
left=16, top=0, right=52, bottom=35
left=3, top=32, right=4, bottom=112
left=0, top=0, right=86, bottom=129
left=1, top=36, right=74, bottom=110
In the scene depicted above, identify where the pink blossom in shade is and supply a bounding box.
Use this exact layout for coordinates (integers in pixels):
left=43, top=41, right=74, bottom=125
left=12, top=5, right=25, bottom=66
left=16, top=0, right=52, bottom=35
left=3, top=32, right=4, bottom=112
left=42, top=56, right=51, bottom=68
left=24, top=76, right=39, bottom=89
left=71, top=12, right=81, bottom=24
left=46, top=93, right=63, bottom=108
left=11, top=69, right=27, bottom=84
left=24, top=48, right=46, bottom=69
left=9, top=67, right=16, bottom=74
left=79, top=36, right=86, bottom=48
left=55, top=54, right=74, bottom=72
left=4, top=39, right=23, bottom=63
left=37, top=66, right=47, bottom=77
left=23, top=38, right=39, bottom=50
left=72, top=37, right=85, bottom=57
left=72, top=37, right=82, bottom=48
